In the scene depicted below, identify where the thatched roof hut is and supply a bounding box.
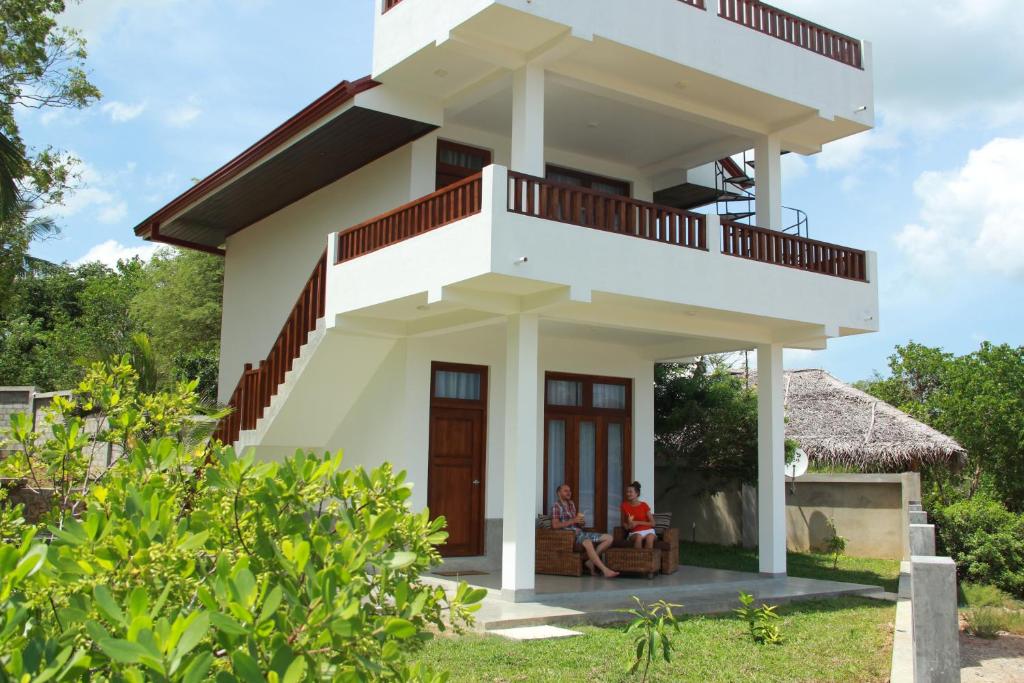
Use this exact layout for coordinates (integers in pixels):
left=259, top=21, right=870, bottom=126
left=740, top=368, right=966, bottom=471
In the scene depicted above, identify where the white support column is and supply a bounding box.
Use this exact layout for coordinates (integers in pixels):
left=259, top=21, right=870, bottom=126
left=756, top=343, right=786, bottom=575
left=501, top=313, right=540, bottom=601
left=511, top=64, right=545, bottom=177
left=754, top=135, right=782, bottom=230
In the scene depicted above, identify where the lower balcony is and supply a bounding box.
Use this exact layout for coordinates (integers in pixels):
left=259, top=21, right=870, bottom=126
left=335, top=165, right=869, bottom=284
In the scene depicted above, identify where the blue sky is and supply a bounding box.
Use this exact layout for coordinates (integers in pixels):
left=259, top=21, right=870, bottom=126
left=16, top=0, right=1024, bottom=383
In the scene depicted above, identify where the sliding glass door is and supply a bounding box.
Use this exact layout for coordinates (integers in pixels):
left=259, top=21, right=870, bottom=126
left=543, top=373, right=632, bottom=533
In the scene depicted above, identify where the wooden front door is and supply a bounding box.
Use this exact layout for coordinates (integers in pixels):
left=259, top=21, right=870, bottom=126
left=428, top=362, right=488, bottom=557
left=543, top=373, right=632, bottom=533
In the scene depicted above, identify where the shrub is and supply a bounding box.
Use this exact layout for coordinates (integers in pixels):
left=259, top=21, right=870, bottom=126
left=0, top=357, right=483, bottom=680
left=622, top=597, right=681, bottom=683
left=824, top=517, right=847, bottom=570
left=734, top=592, right=783, bottom=645
left=931, top=497, right=1024, bottom=598
left=965, top=607, right=1009, bottom=639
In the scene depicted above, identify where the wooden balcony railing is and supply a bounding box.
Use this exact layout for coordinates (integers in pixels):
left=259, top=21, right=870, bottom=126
left=336, top=173, right=484, bottom=263
left=718, top=0, right=862, bottom=69
left=721, top=220, right=867, bottom=281
left=507, top=172, right=708, bottom=251
left=382, top=0, right=404, bottom=13
left=678, top=0, right=706, bottom=8
left=214, top=249, right=328, bottom=445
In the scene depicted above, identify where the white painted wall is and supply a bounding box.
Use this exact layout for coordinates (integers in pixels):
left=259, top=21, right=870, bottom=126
left=314, top=322, right=654, bottom=525
left=219, top=146, right=414, bottom=401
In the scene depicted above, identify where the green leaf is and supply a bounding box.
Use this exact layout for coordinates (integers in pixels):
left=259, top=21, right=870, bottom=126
left=174, top=612, right=210, bottom=662
left=211, top=612, right=249, bottom=636
left=128, top=587, right=148, bottom=619
left=282, top=656, right=307, bottom=683
left=96, top=638, right=148, bottom=664
left=177, top=530, right=210, bottom=552
left=94, top=585, right=127, bottom=626
left=181, top=651, right=214, bottom=683
left=368, top=510, right=398, bottom=540
left=384, top=551, right=417, bottom=569
left=383, top=618, right=417, bottom=639
left=258, top=585, right=283, bottom=624
left=231, top=651, right=266, bottom=683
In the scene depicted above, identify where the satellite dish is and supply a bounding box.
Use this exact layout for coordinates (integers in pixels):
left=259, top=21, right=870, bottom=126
left=786, top=448, right=809, bottom=478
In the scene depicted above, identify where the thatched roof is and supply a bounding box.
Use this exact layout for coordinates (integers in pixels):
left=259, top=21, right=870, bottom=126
left=740, top=369, right=966, bottom=470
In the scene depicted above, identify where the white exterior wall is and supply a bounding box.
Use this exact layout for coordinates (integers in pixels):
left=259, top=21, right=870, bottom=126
left=319, top=323, right=654, bottom=525
left=218, top=146, right=415, bottom=401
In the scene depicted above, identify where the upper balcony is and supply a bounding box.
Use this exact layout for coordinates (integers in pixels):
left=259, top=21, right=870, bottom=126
left=373, top=0, right=873, bottom=158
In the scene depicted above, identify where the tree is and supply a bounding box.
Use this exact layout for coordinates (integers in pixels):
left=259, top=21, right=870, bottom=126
left=655, top=358, right=759, bottom=495
left=0, top=0, right=101, bottom=294
left=860, top=342, right=1024, bottom=511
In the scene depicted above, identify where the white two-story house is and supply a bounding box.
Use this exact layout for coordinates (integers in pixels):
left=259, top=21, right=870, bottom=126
left=134, top=0, right=877, bottom=602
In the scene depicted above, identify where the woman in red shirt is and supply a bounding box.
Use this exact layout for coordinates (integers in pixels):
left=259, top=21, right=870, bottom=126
left=620, top=481, right=657, bottom=549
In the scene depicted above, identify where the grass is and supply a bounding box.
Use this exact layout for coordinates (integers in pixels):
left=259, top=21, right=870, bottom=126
left=418, top=596, right=894, bottom=682
left=960, top=582, right=1024, bottom=636
left=678, top=541, right=902, bottom=593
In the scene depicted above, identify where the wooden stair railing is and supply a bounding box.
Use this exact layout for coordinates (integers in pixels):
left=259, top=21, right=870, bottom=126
left=718, top=0, right=862, bottom=69
left=721, top=219, right=867, bottom=281
left=508, top=171, right=708, bottom=251
left=382, top=0, right=405, bottom=13
left=214, top=249, right=328, bottom=445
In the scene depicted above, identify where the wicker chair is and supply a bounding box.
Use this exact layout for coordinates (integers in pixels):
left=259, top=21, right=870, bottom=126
left=613, top=526, right=679, bottom=575
left=535, top=528, right=584, bottom=576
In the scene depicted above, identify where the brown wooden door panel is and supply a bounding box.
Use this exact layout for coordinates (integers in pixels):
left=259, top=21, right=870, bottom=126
left=428, top=362, right=488, bottom=558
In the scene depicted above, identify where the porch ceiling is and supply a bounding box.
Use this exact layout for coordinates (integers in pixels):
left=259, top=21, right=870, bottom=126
left=335, top=275, right=831, bottom=357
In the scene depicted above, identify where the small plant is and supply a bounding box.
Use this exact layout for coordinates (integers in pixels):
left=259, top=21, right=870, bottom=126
left=965, top=606, right=1009, bottom=639
left=824, top=517, right=847, bottom=569
left=735, top=591, right=784, bottom=645
left=621, top=597, right=682, bottom=683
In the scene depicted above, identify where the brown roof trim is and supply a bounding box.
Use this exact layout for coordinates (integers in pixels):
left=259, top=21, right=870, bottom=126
left=135, top=76, right=381, bottom=240
left=151, top=224, right=226, bottom=257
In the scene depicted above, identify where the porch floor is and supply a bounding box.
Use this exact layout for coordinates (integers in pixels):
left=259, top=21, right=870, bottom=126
left=427, top=565, right=886, bottom=632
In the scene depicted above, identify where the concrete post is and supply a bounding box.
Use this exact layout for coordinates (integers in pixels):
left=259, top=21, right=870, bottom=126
left=756, top=343, right=786, bottom=575
left=909, top=511, right=928, bottom=525
left=511, top=64, right=545, bottom=177
left=911, top=556, right=960, bottom=683
left=501, top=313, right=540, bottom=601
left=754, top=135, right=782, bottom=230
left=909, top=524, right=936, bottom=557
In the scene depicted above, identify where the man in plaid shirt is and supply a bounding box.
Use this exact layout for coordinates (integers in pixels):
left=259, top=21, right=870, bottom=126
left=552, top=483, right=619, bottom=578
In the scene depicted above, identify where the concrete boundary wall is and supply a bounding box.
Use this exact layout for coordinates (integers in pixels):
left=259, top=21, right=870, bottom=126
left=655, top=471, right=921, bottom=560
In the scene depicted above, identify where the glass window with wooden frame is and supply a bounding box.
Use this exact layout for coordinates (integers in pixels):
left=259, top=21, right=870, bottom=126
left=436, top=140, right=492, bottom=190
left=543, top=372, right=631, bottom=533
left=544, top=165, right=631, bottom=227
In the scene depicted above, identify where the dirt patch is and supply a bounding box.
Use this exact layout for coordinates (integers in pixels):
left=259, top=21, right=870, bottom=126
left=960, top=633, right=1024, bottom=682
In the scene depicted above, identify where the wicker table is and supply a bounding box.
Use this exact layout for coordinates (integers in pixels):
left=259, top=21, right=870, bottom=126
left=604, top=547, right=662, bottom=579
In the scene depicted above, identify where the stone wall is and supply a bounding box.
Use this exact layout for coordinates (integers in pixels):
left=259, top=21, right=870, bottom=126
left=655, top=470, right=921, bottom=560
left=0, top=387, right=34, bottom=434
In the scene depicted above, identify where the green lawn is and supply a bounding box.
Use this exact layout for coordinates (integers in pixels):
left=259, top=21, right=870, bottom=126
left=418, top=597, right=894, bottom=682
left=678, top=541, right=902, bottom=593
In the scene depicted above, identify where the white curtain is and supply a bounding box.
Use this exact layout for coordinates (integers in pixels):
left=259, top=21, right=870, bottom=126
left=547, top=420, right=566, bottom=509
left=546, top=379, right=582, bottom=407
left=578, top=421, right=596, bottom=528
left=593, top=383, right=626, bottom=410
left=434, top=370, right=480, bottom=400
left=607, top=423, right=624, bottom=531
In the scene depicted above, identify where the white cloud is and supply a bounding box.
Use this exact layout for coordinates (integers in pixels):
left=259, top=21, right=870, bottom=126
left=98, top=202, right=129, bottom=224
left=784, top=348, right=822, bottom=369
left=896, top=136, right=1024, bottom=279
left=164, top=98, right=202, bottom=127
left=101, top=100, right=147, bottom=123
left=781, top=0, right=1024, bottom=131
left=74, top=240, right=158, bottom=267
left=815, top=127, right=901, bottom=172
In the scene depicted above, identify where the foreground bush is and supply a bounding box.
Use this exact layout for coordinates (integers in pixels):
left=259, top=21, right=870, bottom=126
left=932, top=496, right=1024, bottom=598
left=0, top=358, right=482, bottom=681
